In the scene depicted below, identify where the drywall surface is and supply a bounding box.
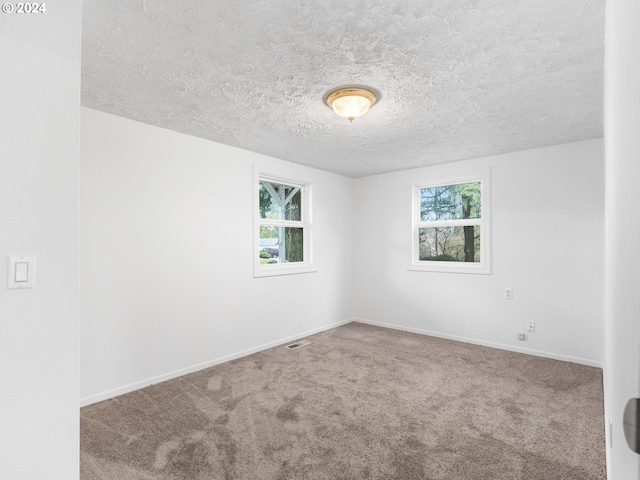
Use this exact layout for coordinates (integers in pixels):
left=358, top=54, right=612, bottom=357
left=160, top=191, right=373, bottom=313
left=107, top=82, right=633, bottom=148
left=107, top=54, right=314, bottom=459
left=603, top=0, right=640, bottom=476
left=80, top=108, right=353, bottom=402
left=0, top=4, right=81, bottom=480
left=353, top=140, right=604, bottom=366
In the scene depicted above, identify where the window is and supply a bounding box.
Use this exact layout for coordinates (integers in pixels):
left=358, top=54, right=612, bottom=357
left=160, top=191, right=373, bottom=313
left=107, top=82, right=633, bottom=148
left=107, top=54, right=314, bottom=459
left=254, top=172, right=314, bottom=277
left=410, top=170, right=490, bottom=274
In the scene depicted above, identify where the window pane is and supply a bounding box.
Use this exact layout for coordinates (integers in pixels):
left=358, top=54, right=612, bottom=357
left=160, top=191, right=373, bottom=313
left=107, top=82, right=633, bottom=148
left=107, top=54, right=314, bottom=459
left=418, top=226, right=480, bottom=262
left=259, top=181, right=302, bottom=221
left=259, top=226, right=304, bottom=264
left=419, top=182, right=481, bottom=221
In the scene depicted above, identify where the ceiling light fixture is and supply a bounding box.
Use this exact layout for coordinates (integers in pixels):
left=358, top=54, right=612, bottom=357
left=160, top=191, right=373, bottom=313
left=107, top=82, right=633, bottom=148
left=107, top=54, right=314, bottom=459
left=326, top=87, right=377, bottom=122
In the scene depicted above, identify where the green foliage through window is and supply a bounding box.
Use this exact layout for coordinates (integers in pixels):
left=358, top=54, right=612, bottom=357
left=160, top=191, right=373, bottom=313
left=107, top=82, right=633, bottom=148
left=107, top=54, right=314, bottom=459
left=420, top=182, right=481, bottom=222
left=418, top=182, right=482, bottom=263
left=258, top=179, right=306, bottom=265
left=259, top=182, right=301, bottom=221
left=419, top=226, right=481, bottom=262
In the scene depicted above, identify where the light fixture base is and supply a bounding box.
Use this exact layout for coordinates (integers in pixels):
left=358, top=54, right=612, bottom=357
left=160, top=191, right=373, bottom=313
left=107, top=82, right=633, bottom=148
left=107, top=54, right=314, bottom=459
left=326, top=87, right=377, bottom=122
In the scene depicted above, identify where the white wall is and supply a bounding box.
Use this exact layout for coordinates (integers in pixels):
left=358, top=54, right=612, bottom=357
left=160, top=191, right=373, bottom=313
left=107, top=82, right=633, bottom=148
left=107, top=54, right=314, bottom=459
left=353, top=139, right=604, bottom=366
left=604, top=0, right=640, bottom=476
left=0, top=4, right=81, bottom=479
left=80, top=108, right=353, bottom=403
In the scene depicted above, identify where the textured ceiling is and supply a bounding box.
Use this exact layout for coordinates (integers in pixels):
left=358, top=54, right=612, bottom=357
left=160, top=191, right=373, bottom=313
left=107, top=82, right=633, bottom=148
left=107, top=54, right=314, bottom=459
left=81, top=0, right=604, bottom=178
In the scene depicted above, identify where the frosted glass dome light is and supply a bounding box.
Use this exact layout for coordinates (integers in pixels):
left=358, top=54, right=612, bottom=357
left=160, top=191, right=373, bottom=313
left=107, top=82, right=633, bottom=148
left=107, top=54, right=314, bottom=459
left=326, top=87, right=377, bottom=122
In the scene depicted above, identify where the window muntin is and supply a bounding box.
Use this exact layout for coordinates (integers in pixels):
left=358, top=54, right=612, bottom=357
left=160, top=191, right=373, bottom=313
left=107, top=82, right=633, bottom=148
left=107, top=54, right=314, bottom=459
left=411, top=172, right=490, bottom=274
left=255, top=173, right=314, bottom=277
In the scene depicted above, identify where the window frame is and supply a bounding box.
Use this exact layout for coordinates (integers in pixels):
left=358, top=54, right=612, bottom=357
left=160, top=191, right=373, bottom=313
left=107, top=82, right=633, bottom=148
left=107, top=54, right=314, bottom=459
left=254, top=170, right=315, bottom=278
left=409, top=169, right=491, bottom=275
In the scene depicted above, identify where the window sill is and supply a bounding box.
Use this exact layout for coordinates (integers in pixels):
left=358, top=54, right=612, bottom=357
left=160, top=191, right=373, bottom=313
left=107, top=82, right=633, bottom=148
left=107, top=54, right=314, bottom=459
left=408, top=262, right=491, bottom=275
left=254, top=264, right=317, bottom=278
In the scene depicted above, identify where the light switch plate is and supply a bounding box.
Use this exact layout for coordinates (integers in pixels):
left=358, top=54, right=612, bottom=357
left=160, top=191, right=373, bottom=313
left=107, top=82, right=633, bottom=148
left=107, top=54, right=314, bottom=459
left=7, top=255, right=35, bottom=289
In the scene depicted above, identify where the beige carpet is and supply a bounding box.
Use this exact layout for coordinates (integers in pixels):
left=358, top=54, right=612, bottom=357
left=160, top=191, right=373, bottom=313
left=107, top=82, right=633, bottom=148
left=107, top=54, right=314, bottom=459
left=81, top=323, right=606, bottom=479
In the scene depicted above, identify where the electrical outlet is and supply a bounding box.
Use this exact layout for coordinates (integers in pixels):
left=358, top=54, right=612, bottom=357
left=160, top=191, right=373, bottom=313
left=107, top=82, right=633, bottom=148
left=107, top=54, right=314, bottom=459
left=527, top=321, right=535, bottom=333
left=504, top=288, right=513, bottom=300
left=517, top=332, right=526, bottom=341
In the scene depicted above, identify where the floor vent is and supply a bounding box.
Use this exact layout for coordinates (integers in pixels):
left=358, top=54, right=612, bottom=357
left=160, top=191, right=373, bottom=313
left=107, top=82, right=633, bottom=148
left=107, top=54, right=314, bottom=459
left=285, top=340, right=311, bottom=350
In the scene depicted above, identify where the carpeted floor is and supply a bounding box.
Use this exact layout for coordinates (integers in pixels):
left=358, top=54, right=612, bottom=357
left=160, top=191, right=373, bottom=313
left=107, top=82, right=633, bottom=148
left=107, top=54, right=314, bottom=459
left=80, top=323, right=606, bottom=479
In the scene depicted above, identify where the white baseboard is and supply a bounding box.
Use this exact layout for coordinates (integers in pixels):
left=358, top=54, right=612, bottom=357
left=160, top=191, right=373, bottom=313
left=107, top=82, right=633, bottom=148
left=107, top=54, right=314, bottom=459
left=354, top=318, right=603, bottom=369
left=80, top=318, right=354, bottom=407
left=81, top=317, right=601, bottom=407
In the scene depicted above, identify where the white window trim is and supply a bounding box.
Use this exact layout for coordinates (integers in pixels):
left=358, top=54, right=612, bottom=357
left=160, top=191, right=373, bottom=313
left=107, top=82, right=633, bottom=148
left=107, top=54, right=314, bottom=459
left=408, top=169, right=491, bottom=275
left=254, top=168, right=316, bottom=278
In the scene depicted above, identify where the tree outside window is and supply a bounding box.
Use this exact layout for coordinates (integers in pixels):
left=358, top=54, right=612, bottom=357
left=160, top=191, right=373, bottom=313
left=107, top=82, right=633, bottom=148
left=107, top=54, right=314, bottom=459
left=411, top=172, right=490, bottom=274
left=419, top=182, right=481, bottom=262
left=255, top=174, right=314, bottom=277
